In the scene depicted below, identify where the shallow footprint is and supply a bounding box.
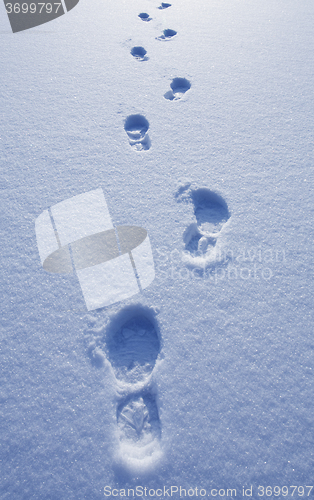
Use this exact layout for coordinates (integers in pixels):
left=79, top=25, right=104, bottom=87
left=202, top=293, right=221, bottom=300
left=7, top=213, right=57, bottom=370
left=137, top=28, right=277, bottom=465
left=124, top=114, right=151, bottom=151
left=130, top=46, right=149, bottom=61
left=156, top=28, right=177, bottom=41
left=158, top=2, right=171, bottom=9
left=164, top=77, right=191, bottom=101
left=118, top=393, right=161, bottom=446
left=117, top=392, right=162, bottom=467
left=107, top=314, right=160, bottom=383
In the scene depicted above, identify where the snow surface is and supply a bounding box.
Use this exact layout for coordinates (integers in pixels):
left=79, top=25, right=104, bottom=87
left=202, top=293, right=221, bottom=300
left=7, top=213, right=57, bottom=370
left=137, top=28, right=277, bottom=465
left=1, top=0, right=314, bottom=498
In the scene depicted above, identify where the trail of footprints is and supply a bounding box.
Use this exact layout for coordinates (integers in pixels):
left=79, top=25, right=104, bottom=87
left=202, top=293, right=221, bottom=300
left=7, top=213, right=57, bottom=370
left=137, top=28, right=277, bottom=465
left=124, top=1, right=191, bottom=151
left=103, top=312, right=162, bottom=467
left=96, top=2, right=227, bottom=472
left=82, top=1, right=231, bottom=476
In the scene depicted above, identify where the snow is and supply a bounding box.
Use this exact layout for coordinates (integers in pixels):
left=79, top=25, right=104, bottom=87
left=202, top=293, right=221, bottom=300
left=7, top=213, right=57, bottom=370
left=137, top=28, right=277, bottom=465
left=1, top=0, right=314, bottom=498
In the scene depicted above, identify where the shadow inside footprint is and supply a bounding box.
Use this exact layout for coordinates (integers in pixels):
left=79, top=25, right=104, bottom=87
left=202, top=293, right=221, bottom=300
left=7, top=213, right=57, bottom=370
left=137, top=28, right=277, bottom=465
left=156, top=28, right=177, bottom=41
left=107, top=315, right=160, bottom=383
left=124, top=114, right=151, bottom=151
left=138, top=12, right=151, bottom=21
left=130, top=46, right=148, bottom=61
left=183, top=189, right=230, bottom=257
left=184, top=224, right=218, bottom=255
left=192, top=189, right=230, bottom=233
left=164, top=77, right=191, bottom=100
left=158, top=2, right=171, bottom=9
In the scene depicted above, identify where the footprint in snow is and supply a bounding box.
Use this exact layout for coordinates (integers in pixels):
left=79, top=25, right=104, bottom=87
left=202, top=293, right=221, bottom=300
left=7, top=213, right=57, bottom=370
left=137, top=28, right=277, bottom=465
left=124, top=114, right=151, bottom=151
left=138, top=12, right=151, bottom=22
left=130, top=46, right=149, bottom=62
left=158, top=2, right=171, bottom=9
left=156, top=28, right=177, bottom=41
left=106, top=311, right=162, bottom=469
left=107, top=314, right=160, bottom=383
left=117, top=392, right=161, bottom=465
left=164, top=77, right=191, bottom=101
left=176, top=183, right=230, bottom=267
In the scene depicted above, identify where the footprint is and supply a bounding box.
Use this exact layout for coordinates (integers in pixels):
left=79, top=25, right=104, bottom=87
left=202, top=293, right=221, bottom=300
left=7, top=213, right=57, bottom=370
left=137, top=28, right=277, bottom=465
left=105, top=310, right=162, bottom=468
left=158, top=2, right=171, bottom=9
left=138, top=12, right=151, bottom=22
left=156, top=28, right=177, bottom=41
left=130, top=46, right=149, bottom=61
left=117, top=393, right=161, bottom=458
left=191, top=188, right=230, bottom=234
left=124, top=114, right=151, bottom=151
left=164, top=77, right=191, bottom=101
left=107, top=314, right=160, bottom=383
left=177, top=184, right=230, bottom=266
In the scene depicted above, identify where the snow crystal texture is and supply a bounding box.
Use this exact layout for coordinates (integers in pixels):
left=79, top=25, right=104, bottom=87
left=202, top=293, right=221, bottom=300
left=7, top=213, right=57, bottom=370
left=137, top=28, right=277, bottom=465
left=0, top=0, right=314, bottom=498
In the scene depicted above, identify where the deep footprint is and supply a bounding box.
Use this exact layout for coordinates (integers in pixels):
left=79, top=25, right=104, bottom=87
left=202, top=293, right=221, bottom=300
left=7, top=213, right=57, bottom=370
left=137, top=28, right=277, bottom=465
left=107, top=314, right=160, bottom=383
left=156, top=28, right=177, bottom=41
left=130, top=46, right=149, bottom=61
left=158, top=2, right=171, bottom=9
left=179, top=187, right=230, bottom=260
left=106, top=311, right=162, bottom=467
left=138, top=12, right=151, bottom=21
left=124, top=114, right=151, bottom=151
left=192, top=189, right=230, bottom=234
left=164, top=77, right=191, bottom=100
